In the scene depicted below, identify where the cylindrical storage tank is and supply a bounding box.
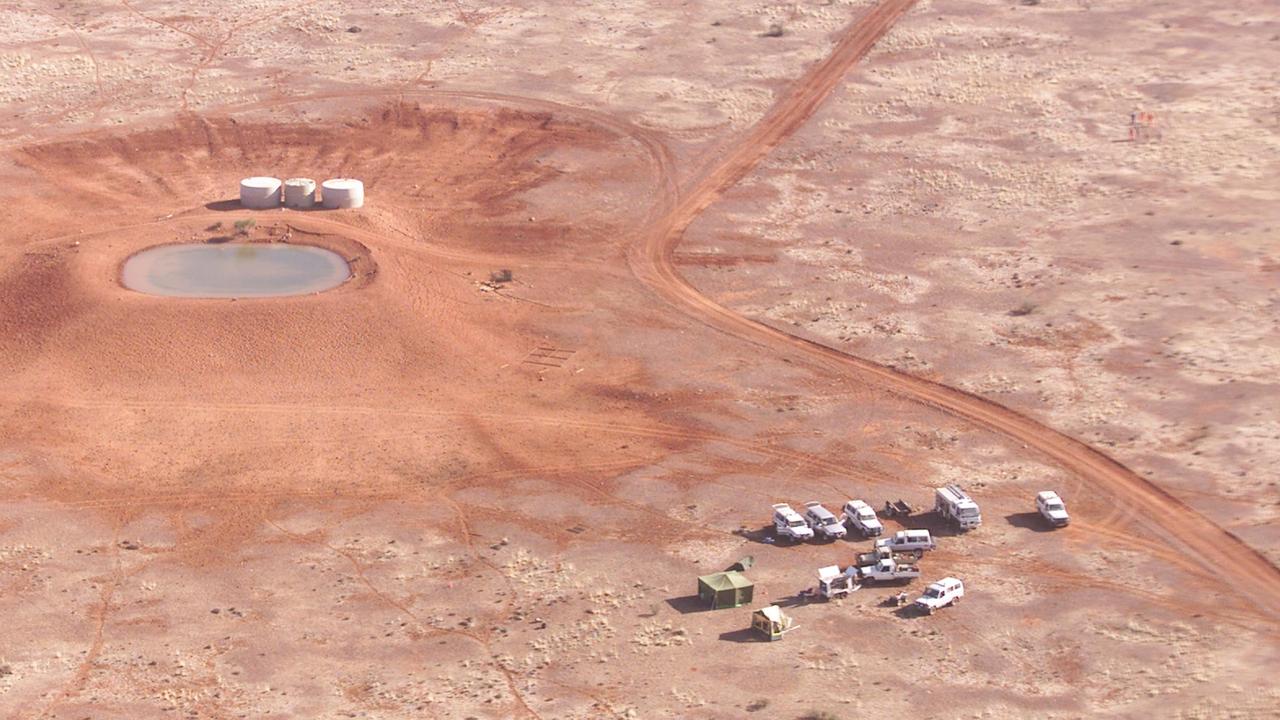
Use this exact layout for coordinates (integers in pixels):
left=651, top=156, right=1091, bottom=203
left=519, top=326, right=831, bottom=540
left=239, top=177, right=282, bottom=209
left=283, top=178, right=317, bottom=209
left=321, top=178, right=364, bottom=209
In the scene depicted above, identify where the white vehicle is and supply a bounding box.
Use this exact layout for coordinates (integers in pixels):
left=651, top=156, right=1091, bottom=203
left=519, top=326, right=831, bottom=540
left=853, top=557, right=920, bottom=583
left=875, top=529, right=937, bottom=553
left=935, top=484, right=982, bottom=531
left=1035, top=491, right=1070, bottom=527
left=841, top=499, right=883, bottom=537
left=773, top=503, right=814, bottom=542
left=914, top=577, right=964, bottom=615
left=803, top=501, right=847, bottom=540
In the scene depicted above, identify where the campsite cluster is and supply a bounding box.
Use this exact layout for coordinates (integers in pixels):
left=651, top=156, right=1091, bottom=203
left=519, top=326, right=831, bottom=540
left=703, top=486, right=1070, bottom=640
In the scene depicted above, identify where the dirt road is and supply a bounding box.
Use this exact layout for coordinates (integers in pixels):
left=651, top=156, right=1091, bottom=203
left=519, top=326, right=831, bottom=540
left=629, top=0, right=1280, bottom=621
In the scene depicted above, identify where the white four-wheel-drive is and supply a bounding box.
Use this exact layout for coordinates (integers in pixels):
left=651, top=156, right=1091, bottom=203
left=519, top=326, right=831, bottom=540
left=772, top=503, right=815, bottom=542
left=803, top=501, right=847, bottom=540
left=1035, top=491, right=1070, bottom=527
left=914, top=577, right=964, bottom=615
left=841, top=499, right=883, bottom=537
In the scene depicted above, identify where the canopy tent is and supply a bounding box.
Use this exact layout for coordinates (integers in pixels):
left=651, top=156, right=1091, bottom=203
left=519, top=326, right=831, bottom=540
left=696, top=570, right=754, bottom=610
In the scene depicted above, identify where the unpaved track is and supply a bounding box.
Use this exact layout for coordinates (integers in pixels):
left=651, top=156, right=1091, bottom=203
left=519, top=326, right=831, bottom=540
left=628, top=0, right=1280, bottom=621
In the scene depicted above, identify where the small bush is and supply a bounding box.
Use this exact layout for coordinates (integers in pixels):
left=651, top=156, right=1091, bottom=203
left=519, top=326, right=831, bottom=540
left=233, top=218, right=256, bottom=235
left=746, top=699, right=769, bottom=712
left=205, top=221, right=223, bottom=232
left=489, top=269, right=513, bottom=284
left=1009, top=301, right=1037, bottom=317
left=799, top=712, right=839, bottom=720
left=762, top=24, right=784, bottom=37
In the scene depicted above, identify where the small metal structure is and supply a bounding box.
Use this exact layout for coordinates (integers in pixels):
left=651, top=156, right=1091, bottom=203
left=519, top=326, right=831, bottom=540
left=751, top=605, right=795, bottom=641
left=697, top=570, right=754, bottom=610
left=239, top=177, right=282, bottom=209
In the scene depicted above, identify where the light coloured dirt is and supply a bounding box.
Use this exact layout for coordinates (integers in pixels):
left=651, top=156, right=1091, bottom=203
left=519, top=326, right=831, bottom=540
left=1, top=1, right=1277, bottom=719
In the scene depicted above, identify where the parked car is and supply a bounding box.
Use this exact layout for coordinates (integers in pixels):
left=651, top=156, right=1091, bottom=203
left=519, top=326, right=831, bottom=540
left=803, top=501, right=847, bottom=540
left=914, top=577, right=964, bottom=615
left=875, top=529, right=936, bottom=554
left=772, top=503, right=814, bottom=542
left=1035, top=491, right=1070, bottom=527
left=842, top=499, right=883, bottom=537
left=935, top=484, right=982, bottom=531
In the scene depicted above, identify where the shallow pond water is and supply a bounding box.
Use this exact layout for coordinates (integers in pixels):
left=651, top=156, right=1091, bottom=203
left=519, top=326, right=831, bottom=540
left=122, top=243, right=351, bottom=298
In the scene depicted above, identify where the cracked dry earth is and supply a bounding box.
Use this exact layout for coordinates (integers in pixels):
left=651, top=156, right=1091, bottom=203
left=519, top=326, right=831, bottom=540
left=0, top=1, right=1277, bottom=719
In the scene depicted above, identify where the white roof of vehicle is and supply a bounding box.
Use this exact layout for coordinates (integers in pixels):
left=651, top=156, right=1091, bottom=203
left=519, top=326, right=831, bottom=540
left=900, top=529, right=931, bottom=539
left=818, top=565, right=842, bottom=582
left=1037, top=490, right=1063, bottom=503
left=931, top=577, right=962, bottom=588
left=773, top=503, right=801, bottom=518
left=804, top=502, right=837, bottom=518
left=846, top=499, right=871, bottom=510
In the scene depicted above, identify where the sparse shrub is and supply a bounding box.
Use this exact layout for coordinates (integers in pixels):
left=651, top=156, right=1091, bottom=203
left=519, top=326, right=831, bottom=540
left=205, top=221, right=223, bottom=232
left=746, top=699, right=769, bottom=712
left=799, top=712, right=839, bottom=720
left=1009, top=301, right=1037, bottom=317
left=233, top=218, right=256, bottom=235
left=762, top=24, right=784, bottom=38
left=490, top=269, right=513, bottom=284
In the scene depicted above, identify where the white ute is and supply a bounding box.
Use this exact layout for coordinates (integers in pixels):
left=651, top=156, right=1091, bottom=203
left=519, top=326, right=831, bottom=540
left=773, top=503, right=814, bottom=542
left=841, top=499, right=883, bottom=537
left=875, top=529, right=937, bottom=554
left=855, top=556, right=920, bottom=583
left=803, top=501, right=847, bottom=540
left=1035, top=491, right=1070, bottom=527
left=935, top=484, right=982, bottom=531
left=914, top=577, right=964, bottom=615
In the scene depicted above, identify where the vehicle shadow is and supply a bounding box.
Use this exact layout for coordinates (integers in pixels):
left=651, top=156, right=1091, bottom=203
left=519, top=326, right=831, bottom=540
left=204, top=199, right=244, bottom=212
left=717, top=628, right=767, bottom=643
left=734, top=526, right=782, bottom=545
left=1005, top=512, right=1054, bottom=533
left=884, top=510, right=966, bottom=538
left=892, top=605, right=922, bottom=620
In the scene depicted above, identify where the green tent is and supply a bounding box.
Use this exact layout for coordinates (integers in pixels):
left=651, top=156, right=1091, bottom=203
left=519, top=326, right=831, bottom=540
left=697, top=570, right=754, bottom=610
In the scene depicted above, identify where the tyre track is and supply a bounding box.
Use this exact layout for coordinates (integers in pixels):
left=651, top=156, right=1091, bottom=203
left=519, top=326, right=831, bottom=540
left=625, top=0, right=1280, bottom=621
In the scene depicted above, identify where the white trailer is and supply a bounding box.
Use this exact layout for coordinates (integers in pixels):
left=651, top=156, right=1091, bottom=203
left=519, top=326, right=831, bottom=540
left=816, top=565, right=860, bottom=600
left=935, top=484, right=982, bottom=531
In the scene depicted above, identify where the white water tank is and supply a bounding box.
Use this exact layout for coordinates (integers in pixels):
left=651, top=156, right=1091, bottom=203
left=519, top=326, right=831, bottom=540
left=283, top=178, right=317, bottom=209
left=239, top=177, right=282, bottom=209
left=321, top=178, right=364, bottom=209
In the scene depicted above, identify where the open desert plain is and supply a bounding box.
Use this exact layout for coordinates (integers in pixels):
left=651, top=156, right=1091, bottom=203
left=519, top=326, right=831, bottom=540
left=1, top=0, right=1278, bottom=718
